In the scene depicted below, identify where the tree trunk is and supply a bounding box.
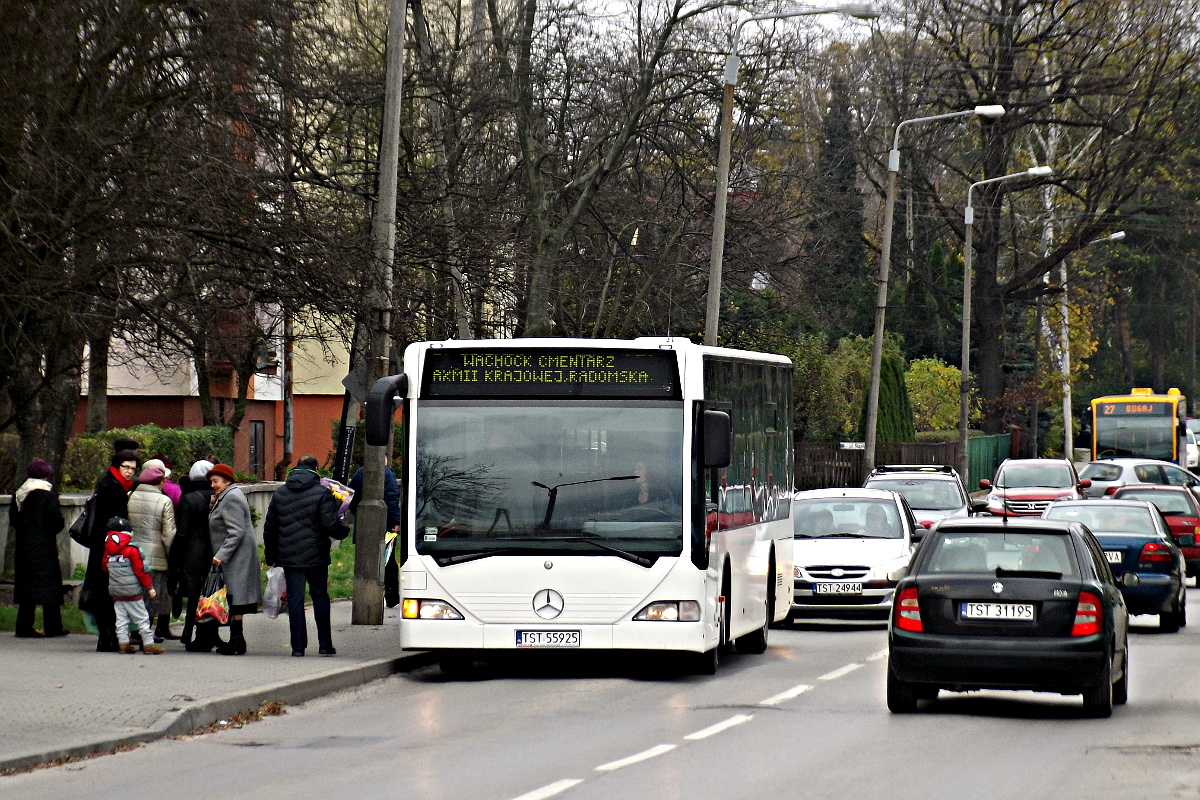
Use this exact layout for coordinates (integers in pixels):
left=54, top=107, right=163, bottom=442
left=1113, top=283, right=1135, bottom=386
left=193, top=337, right=219, bottom=427
left=86, top=333, right=109, bottom=432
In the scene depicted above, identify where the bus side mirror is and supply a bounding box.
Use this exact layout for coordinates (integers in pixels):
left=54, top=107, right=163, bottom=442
left=365, top=374, right=409, bottom=446
left=703, top=410, right=732, bottom=469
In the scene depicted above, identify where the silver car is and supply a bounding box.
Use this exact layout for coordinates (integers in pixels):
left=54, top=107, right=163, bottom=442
left=864, top=464, right=981, bottom=526
left=1078, top=458, right=1200, bottom=498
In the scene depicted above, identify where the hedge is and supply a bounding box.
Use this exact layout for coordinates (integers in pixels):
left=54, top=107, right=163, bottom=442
left=61, top=425, right=234, bottom=490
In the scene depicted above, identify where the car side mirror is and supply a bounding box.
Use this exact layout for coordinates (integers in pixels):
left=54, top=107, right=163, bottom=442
left=703, top=410, right=732, bottom=469
left=1178, top=534, right=1196, bottom=547
left=970, top=500, right=989, bottom=515
left=1079, top=479, right=1092, bottom=489
left=979, top=479, right=992, bottom=490
left=910, top=527, right=925, bottom=543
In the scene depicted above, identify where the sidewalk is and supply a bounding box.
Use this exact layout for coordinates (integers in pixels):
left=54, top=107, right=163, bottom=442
left=0, top=600, right=428, bottom=773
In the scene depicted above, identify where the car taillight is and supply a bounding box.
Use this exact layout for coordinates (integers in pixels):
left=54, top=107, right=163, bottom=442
left=894, top=586, right=922, bottom=632
left=1138, top=541, right=1173, bottom=563
left=1071, top=591, right=1101, bottom=637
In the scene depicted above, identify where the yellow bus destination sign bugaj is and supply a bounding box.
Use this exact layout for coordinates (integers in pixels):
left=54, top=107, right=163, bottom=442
left=1094, top=401, right=1172, bottom=416
left=421, top=349, right=681, bottom=398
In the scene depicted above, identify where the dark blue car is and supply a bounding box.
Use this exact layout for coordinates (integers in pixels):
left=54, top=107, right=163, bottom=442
left=1043, top=500, right=1188, bottom=632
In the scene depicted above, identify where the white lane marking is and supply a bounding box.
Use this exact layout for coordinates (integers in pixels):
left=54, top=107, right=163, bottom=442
left=509, top=779, right=584, bottom=800
left=595, top=744, right=677, bottom=772
left=865, top=648, right=889, bottom=662
left=759, top=683, right=814, bottom=706
left=818, top=662, right=863, bottom=681
left=683, top=714, right=754, bottom=741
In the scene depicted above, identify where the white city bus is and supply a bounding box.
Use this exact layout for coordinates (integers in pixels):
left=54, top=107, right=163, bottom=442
left=365, top=337, right=793, bottom=673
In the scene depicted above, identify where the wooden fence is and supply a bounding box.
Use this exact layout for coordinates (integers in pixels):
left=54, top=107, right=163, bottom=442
left=794, top=436, right=1011, bottom=490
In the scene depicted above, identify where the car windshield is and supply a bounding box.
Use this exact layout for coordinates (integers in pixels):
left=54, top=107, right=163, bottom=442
left=1116, top=490, right=1194, bottom=516
left=924, top=532, right=1077, bottom=575
left=865, top=478, right=962, bottom=511
left=793, top=498, right=903, bottom=539
left=1079, top=463, right=1121, bottom=482
left=995, top=463, right=1074, bottom=488
left=1044, top=504, right=1156, bottom=534
left=414, top=400, right=684, bottom=559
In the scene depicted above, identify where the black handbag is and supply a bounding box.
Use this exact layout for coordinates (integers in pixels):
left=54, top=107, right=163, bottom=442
left=68, top=494, right=97, bottom=547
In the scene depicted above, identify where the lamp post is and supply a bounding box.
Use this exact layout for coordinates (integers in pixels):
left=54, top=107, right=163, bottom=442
left=705, top=3, right=881, bottom=346
left=1059, top=230, right=1125, bottom=459
left=863, top=105, right=1005, bottom=468
left=958, top=165, right=1054, bottom=483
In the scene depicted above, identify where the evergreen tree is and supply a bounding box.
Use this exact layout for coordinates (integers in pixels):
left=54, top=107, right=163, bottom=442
left=858, top=354, right=917, bottom=443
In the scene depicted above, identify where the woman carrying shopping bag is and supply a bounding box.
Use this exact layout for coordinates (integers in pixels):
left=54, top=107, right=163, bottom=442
left=206, top=464, right=261, bottom=655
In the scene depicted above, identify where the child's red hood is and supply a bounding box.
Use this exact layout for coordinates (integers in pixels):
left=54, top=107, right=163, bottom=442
left=104, top=531, right=133, bottom=553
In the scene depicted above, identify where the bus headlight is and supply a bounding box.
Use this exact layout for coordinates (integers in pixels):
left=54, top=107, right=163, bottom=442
left=401, top=599, right=464, bottom=620
left=633, top=601, right=701, bottom=621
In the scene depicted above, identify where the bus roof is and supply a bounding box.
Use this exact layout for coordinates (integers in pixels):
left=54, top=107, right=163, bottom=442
left=406, top=337, right=793, bottom=366
left=1092, top=389, right=1185, bottom=405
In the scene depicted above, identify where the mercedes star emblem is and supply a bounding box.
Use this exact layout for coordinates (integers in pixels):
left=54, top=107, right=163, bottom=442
left=992, top=581, right=1004, bottom=595
left=533, top=589, right=565, bottom=619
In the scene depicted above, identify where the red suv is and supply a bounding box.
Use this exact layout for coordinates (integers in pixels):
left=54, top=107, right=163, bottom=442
left=980, top=458, right=1089, bottom=517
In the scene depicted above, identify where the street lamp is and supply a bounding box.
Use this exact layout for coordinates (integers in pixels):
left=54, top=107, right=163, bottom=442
left=863, top=105, right=1005, bottom=468
left=1059, top=230, right=1125, bottom=459
left=958, top=165, right=1054, bottom=482
left=704, top=3, right=882, bottom=346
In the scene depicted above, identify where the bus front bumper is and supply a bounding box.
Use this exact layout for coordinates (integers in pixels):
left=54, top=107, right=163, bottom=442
left=401, top=619, right=708, bottom=652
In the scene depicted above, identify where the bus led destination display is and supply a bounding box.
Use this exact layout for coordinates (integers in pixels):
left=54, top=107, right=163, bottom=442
left=1096, top=401, right=1171, bottom=416
left=422, top=349, right=680, bottom=398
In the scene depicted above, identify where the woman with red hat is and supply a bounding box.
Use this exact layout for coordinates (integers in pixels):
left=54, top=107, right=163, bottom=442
left=206, top=464, right=262, bottom=655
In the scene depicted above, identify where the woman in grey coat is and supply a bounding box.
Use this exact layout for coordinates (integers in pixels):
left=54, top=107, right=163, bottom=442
left=206, top=463, right=261, bottom=655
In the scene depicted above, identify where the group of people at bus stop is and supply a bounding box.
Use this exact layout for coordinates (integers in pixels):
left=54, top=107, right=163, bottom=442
left=8, top=438, right=380, bottom=658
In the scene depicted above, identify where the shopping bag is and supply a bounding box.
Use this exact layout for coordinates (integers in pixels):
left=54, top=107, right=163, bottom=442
left=263, top=566, right=287, bottom=618
left=196, top=566, right=230, bottom=625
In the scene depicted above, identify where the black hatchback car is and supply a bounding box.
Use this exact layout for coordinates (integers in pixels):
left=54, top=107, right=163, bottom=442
left=887, top=518, right=1129, bottom=717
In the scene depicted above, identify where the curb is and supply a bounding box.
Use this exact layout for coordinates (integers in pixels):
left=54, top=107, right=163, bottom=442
left=0, top=650, right=435, bottom=775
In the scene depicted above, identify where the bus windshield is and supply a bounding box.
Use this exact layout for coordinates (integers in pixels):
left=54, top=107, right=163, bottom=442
left=415, top=400, right=684, bottom=560
left=1095, top=415, right=1175, bottom=460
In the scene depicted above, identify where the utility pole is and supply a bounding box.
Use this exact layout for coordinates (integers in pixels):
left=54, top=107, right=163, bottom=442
left=353, top=0, right=406, bottom=625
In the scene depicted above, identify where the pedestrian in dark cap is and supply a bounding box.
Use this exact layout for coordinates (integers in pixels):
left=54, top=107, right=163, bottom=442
left=12, top=459, right=66, bottom=637
left=80, top=449, right=140, bottom=652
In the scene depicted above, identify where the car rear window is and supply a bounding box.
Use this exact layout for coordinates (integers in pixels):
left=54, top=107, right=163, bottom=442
left=923, top=532, right=1077, bottom=575
left=864, top=478, right=962, bottom=511
left=1044, top=504, right=1156, bottom=534
left=1117, top=490, right=1193, bottom=516
left=1079, top=463, right=1121, bottom=481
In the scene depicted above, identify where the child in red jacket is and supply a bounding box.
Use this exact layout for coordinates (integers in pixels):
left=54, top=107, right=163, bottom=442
left=102, top=517, right=164, bottom=654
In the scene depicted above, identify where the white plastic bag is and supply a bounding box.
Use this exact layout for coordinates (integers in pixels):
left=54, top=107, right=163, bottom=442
left=263, top=566, right=287, bottom=618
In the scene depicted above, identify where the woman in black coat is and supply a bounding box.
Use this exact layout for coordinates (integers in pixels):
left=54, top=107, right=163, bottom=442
left=80, top=450, right=139, bottom=652
left=12, top=459, right=66, bottom=637
left=171, top=460, right=216, bottom=651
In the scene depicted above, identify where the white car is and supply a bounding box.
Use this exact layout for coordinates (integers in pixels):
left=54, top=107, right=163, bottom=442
left=1187, top=429, right=1198, bottom=469
left=790, top=488, right=920, bottom=620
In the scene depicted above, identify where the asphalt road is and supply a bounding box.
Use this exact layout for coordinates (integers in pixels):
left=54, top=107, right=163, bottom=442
left=8, top=596, right=1200, bottom=800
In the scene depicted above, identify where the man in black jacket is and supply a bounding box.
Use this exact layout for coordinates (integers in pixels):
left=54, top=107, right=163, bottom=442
left=263, top=455, right=350, bottom=657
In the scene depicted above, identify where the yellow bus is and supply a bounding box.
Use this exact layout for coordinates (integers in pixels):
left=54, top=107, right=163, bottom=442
left=1091, top=387, right=1188, bottom=465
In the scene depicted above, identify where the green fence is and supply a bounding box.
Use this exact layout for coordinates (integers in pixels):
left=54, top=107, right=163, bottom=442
left=968, top=433, right=1012, bottom=489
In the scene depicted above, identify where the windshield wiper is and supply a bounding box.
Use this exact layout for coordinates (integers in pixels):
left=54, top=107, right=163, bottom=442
left=819, top=532, right=892, bottom=539
left=996, top=567, right=1063, bottom=579
left=531, top=475, right=639, bottom=531
left=435, top=548, right=524, bottom=566
left=521, top=535, right=657, bottom=568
